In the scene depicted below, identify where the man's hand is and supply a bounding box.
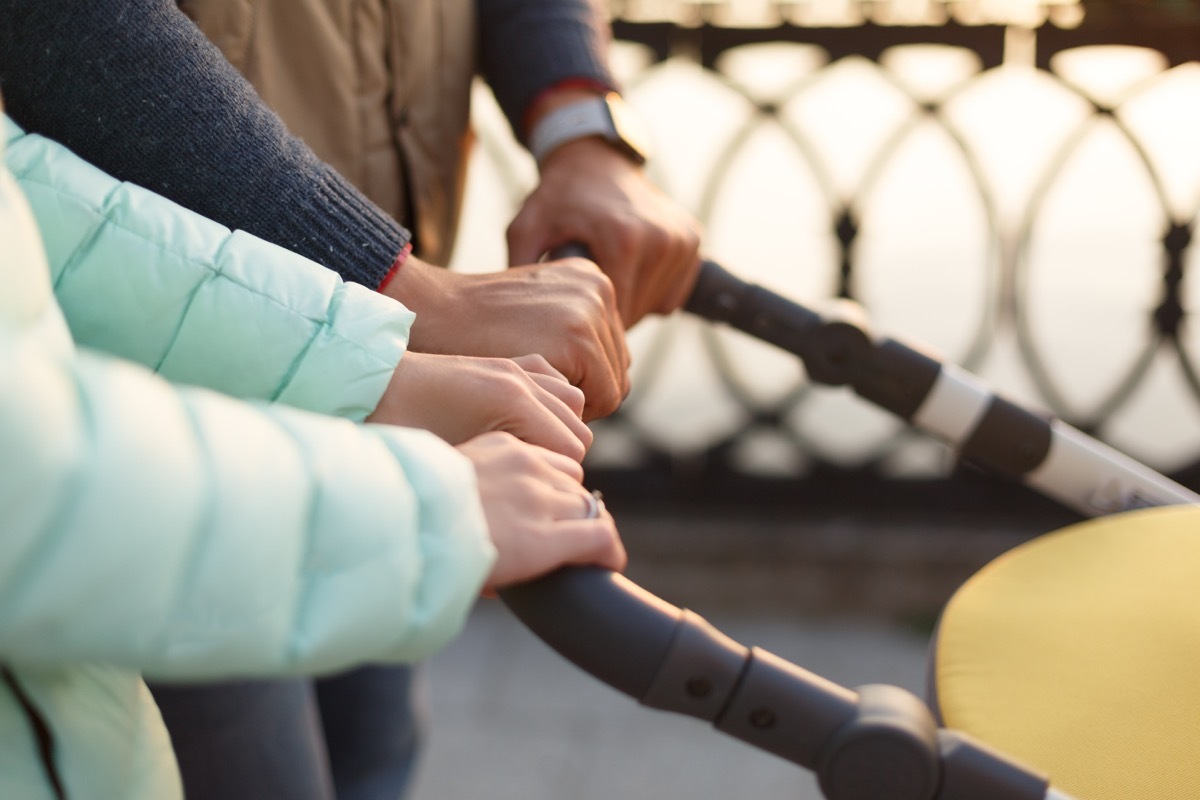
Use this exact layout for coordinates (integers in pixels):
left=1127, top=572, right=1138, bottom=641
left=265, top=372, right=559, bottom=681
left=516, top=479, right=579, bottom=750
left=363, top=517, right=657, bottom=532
left=458, top=432, right=626, bottom=594
left=380, top=255, right=630, bottom=421
left=507, top=137, right=703, bottom=327
left=367, top=351, right=593, bottom=462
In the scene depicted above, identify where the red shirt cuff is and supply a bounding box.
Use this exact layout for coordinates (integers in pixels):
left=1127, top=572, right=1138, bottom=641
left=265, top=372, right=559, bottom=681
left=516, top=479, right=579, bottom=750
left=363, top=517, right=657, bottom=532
left=376, top=242, right=413, bottom=294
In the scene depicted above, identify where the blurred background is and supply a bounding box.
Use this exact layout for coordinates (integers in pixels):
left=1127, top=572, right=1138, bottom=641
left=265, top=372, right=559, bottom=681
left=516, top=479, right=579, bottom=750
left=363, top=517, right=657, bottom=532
left=414, top=1, right=1200, bottom=797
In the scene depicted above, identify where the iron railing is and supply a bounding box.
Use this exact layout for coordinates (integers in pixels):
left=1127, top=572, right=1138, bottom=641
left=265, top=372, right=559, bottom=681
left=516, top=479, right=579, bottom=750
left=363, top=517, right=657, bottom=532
left=457, top=1, right=1200, bottom=519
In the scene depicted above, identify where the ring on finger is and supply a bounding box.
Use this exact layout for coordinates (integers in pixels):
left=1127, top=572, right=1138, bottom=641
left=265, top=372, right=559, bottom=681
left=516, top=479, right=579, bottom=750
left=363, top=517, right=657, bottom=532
left=582, top=489, right=605, bottom=520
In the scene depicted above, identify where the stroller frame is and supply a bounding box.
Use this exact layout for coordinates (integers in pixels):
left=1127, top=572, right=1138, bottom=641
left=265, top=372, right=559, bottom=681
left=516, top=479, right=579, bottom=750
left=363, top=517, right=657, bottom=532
left=501, top=259, right=1200, bottom=800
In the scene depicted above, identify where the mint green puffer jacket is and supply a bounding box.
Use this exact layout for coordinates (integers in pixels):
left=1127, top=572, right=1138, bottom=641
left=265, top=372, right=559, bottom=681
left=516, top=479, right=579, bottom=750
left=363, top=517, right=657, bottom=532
left=0, top=116, right=495, bottom=799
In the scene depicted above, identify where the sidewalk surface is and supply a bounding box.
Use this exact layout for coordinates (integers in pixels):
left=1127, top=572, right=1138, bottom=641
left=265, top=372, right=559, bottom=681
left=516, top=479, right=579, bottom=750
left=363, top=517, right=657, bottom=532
left=409, top=600, right=930, bottom=800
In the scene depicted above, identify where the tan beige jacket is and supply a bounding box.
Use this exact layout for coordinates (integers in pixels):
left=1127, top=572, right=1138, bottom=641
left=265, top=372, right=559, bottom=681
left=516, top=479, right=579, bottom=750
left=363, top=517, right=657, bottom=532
left=181, top=0, right=476, bottom=265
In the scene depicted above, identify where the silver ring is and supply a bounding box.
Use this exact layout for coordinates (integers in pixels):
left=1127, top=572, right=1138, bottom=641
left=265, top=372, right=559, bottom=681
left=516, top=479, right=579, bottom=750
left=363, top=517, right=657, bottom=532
left=582, top=489, right=605, bottom=520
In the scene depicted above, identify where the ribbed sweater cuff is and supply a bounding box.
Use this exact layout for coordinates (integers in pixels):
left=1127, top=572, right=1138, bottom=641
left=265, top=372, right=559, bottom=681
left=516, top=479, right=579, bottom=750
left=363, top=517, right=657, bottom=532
left=287, top=166, right=411, bottom=289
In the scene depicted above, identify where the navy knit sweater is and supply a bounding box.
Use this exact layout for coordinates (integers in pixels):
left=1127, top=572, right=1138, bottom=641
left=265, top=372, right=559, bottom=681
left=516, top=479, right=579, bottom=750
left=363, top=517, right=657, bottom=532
left=0, top=0, right=614, bottom=287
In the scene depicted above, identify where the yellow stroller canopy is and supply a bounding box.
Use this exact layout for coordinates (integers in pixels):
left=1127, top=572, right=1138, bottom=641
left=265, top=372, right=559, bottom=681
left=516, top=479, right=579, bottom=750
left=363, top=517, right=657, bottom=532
left=934, top=505, right=1200, bottom=800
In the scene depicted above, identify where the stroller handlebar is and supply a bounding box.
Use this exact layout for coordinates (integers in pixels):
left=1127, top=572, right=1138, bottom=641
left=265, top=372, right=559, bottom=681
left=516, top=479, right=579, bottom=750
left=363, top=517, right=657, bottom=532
left=522, top=249, right=1180, bottom=797
left=500, top=566, right=1055, bottom=800
left=498, top=567, right=680, bottom=699
left=682, top=258, right=1200, bottom=515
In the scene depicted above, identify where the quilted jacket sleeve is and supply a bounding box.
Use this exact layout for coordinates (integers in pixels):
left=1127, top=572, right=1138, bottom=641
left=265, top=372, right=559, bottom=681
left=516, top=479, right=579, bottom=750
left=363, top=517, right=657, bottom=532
left=3, top=117, right=408, bottom=422
left=0, top=176, right=494, bottom=679
left=0, top=344, right=495, bottom=679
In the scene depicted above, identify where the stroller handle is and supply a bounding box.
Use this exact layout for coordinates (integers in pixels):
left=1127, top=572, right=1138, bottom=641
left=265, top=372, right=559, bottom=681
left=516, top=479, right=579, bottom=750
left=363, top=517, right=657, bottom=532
left=683, top=258, right=1200, bottom=515
left=518, top=247, right=1157, bottom=798
left=551, top=244, right=1198, bottom=514
left=498, top=566, right=680, bottom=699
left=499, top=567, right=1059, bottom=800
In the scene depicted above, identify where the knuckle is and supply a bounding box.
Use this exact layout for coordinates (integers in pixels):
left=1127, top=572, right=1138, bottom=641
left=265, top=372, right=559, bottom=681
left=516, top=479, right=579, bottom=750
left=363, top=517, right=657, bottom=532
left=566, top=459, right=586, bottom=482
left=567, top=258, right=604, bottom=277
left=644, top=225, right=670, bottom=254
left=505, top=214, right=532, bottom=242
left=563, top=310, right=596, bottom=340
left=564, top=383, right=586, bottom=409
left=477, top=430, right=519, bottom=452
left=609, top=214, right=638, bottom=241
left=592, top=391, right=620, bottom=419
left=491, top=376, right=526, bottom=406
left=505, top=445, right=543, bottom=474
left=525, top=353, right=554, bottom=374
left=496, top=362, right=537, bottom=393
left=564, top=439, right=587, bottom=464
left=593, top=271, right=618, bottom=304
left=488, top=430, right=519, bottom=446
left=494, top=357, right=527, bottom=377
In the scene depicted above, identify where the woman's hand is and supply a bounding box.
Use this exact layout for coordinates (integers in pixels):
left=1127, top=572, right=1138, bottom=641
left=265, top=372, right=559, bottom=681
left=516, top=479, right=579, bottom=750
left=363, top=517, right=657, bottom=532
left=367, top=352, right=592, bottom=462
left=379, top=255, right=630, bottom=421
left=458, top=432, right=626, bottom=593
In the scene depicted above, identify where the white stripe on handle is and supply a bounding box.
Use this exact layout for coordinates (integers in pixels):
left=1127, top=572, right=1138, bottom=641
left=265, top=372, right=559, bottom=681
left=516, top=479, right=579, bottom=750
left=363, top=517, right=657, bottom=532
left=1027, top=421, right=1200, bottom=515
left=912, top=362, right=993, bottom=444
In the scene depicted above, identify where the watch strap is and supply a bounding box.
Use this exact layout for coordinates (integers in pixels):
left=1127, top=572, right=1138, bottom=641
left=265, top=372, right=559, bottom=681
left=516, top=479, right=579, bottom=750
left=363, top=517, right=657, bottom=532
left=528, top=96, right=615, bottom=164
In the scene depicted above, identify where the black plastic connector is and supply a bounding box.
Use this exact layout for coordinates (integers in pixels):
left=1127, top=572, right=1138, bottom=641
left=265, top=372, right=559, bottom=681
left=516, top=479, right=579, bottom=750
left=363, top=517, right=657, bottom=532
left=818, top=684, right=941, bottom=800
left=686, top=261, right=942, bottom=419
left=714, top=648, right=859, bottom=770
left=640, top=609, right=750, bottom=722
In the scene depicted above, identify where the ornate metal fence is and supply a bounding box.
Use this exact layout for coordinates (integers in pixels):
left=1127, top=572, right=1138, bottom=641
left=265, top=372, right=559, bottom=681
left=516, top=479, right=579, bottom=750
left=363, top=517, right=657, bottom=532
left=453, top=1, right=1200, bottom=519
